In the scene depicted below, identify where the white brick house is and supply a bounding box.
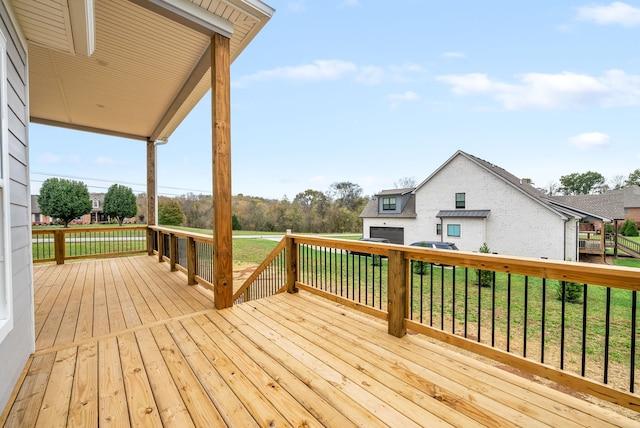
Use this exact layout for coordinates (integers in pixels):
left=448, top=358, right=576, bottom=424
left=360, top=151, right=598, bottom=261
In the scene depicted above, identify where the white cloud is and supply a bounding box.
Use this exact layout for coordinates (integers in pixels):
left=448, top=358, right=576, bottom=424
left=239, top=60, right=357, bottom=84
left=236, top=60, right=427, bottom=87
left=437, top=70, right=640, bottom=110
left=569, top=132, right=611, bottom=149
left=94, top=156, right=125, bottom=166
left=576, top=2, right=640, bottom=27
left=355, top=66, right=385, bottom=85
left=442, top=52, right=466, bottom=59
left=39, top=153, right=61, bottom=164
left=388, top=91, right=421, bottom=109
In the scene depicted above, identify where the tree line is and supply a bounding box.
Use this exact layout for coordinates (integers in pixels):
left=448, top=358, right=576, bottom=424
left=537, top=168, right=640, bottom=196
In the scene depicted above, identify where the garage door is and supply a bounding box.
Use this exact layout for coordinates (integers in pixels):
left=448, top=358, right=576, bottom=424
left=370, top=227, right=404, bottom=245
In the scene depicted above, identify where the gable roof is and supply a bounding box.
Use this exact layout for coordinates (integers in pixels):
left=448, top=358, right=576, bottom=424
left=359, top=194, right=417, bottom=219
left=607, top=185, right=640, bottom=208
left=11, top=0, right=274, bottom=142
left=414, top=150, right=585, bottom=221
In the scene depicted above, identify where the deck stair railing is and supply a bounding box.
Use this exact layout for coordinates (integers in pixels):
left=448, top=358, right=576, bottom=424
left=239, top=234, right=640, bottom=413
left=618, top=236, right=640, bottom=259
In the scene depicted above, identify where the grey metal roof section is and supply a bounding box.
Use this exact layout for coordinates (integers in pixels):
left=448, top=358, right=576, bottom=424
left=436, top=210, right=491, bottom=218
left=549, top=193, right=624, bottom=221
left=359, top=194, right=417, bottom=219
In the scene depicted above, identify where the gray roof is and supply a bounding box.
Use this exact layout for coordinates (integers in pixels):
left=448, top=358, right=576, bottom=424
left=436, top=210, right=491, bottom=218
left=607, top=185, right=640, bottom=208
left=549, top=193, right=625, bottom=220
left=376, top=188, right=414, bottom=196
left=359, top=194, right=417, bottom=219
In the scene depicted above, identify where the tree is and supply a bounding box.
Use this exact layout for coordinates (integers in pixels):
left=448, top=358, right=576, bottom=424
left=103, top=184, right=137, bottom=226
left=328, top=181, right=365, bottom=211
left=158, top=200, right=184, bottom=226
left=38, top=178, right=92, bottom=227
left=558, top=171, right=606, bottom=195
left=394, top=176, right=417, bottom=188
left=626, top=169, right=640, bottom=187
left=620, top=219, right=639, bottom=237
left=610, top=175, right=626, bottom=190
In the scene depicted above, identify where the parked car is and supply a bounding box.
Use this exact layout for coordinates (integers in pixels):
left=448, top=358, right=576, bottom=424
left=350, top=237, right=390, bottom=257
left=410, top=241, right=459, bottom=250
left=410, top=241, right=458, bottom=271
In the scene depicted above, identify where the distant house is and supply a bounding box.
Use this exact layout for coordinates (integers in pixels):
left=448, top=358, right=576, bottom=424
left=31, top=193, right=110, bottom=225
left=360, top=150, right=613, bottom=261
left=607, top=185, right=640, bottom=226
left=550, top=193, right=625, bottom=232
left=30, top=195, right=52, bottom=225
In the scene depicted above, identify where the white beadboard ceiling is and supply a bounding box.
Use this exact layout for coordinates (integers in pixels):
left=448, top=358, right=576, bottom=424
left=11, top=0, right=274, bottom=141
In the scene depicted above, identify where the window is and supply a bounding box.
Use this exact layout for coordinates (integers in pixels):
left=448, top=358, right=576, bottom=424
left=0, top=30, right=12, bottom=343
left=447, top=224, right=461, bottom=237
left=436, top=224, right=442, bottom=235
left=455, top=193, right=465, bottom=209
left=93, top=198, right=100, bottom=209
left=382, top=197, right=396, bottom=211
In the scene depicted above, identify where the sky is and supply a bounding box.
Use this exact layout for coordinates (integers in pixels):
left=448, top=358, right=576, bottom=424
left=29, top=1, right=640, bottom=200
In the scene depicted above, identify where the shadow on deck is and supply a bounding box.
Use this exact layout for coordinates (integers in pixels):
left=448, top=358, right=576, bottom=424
left=1, top=256, right=637, bottom=427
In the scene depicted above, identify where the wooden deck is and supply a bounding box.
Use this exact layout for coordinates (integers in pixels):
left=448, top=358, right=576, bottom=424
left=1, top=256, right=638, bottom=427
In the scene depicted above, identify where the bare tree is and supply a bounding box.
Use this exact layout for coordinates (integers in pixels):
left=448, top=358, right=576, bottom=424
left=394, top=176, right=417, bottom=188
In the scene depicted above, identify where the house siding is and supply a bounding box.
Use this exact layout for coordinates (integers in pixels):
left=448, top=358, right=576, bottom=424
left=0, top=1, right=33, bottom=412
left=408, top=155, right=574, bottom=260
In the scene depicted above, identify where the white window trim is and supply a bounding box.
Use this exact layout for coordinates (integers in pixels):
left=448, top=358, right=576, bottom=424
left=0, top=29, right=13, bottom=343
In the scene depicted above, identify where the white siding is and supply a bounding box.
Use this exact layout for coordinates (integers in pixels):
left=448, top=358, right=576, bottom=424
left=0, top=1, right=33, bottom=412
left=390, top=154, right=577, bottom=260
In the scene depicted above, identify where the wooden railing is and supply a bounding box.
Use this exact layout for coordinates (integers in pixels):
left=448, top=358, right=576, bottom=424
left=148, top=226, right=215, bottom=290
left=32, top=226, right=147, bottom=264
left=239, top=234, right=640, bottom=412
left=619, top=236, right=640, bottom=258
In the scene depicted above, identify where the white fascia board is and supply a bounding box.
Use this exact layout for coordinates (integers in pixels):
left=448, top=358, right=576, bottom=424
left=143, top=0, right=234, bottom=37
left=68, top=0, right=95, bottom=57
left=226, top=0, right=275, bottom=20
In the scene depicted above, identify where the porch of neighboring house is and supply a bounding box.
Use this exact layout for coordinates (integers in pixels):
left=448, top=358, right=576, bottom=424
left=1, top=255, right=639, bottom=427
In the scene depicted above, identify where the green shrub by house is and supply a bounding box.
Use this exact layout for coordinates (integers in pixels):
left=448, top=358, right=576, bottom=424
left=620, top=219, right=639, bottom=237
left=554, top=280, right=583, bottom=304
left=476, top=242, right=493, bottom=287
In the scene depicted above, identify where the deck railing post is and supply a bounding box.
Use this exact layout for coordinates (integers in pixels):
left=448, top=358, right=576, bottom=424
left=387, top=249, right=407, bottom=337
left=187, top=236, right=197, bottom=285
left=54, top=229, right=66, bottom=265
left=146, top=227, right=155, bottom=256
left=286, top=234, right=298, bottom=294
left=170, top=233, right=178, bottom=271
left=158, top=231, right=164, bottom=263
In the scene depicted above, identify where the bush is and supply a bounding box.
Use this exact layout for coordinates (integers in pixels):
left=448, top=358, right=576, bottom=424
left=604, top=223, right=614, bottom=234
left=554, top=281, right=583, bottom=304
left=620, top=219, right=639, bottom=237
left=476, top=242, right=493, bottom=287
left=412, top=260, right=430, bottom=275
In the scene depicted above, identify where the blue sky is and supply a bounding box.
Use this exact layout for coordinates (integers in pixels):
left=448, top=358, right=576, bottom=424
left=30, top=1, right=640, bottom=199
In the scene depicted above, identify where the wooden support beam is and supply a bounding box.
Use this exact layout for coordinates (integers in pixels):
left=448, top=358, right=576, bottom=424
left=387, top=249, right=407, bottom=338
left=54, top=230, right=65, bottom=265
left=211, top=34, right=233, bottom=309
left=286, top=235, right=298, bottom=294
left=187, top=236, right=197, bottom=285
left=146, top=139, right=156, bottom=255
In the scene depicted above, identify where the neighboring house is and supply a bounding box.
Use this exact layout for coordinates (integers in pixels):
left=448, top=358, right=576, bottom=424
left=550, top=193, right=626, bottom=232
left=30, top=195, right=52, bottom=225
left=30, top=192, right=109, bottom=225
left=607, top=185, right=640, bottom=226
left=360, top=150, right=610, bottom=261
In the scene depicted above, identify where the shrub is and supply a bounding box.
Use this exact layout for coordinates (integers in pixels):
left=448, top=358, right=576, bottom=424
left=604, top=223, right=614, bottom=234
left=620, top=219, right=639, bottom=237
left=412, top=260, right=430, bottom=275
left=476, top=242, right=493, bottom=287
left=554, top=280, right=583, bottom=304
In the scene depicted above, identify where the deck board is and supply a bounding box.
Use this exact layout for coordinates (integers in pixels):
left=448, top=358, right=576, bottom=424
left=2, top=256, right=638, bottom=427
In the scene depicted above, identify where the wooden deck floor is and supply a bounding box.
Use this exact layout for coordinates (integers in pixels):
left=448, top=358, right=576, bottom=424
left=1, top=256, right=638, bottom=427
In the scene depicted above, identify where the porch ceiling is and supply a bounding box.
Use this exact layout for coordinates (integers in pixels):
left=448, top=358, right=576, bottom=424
left=10, top=0, right=274, bottom=141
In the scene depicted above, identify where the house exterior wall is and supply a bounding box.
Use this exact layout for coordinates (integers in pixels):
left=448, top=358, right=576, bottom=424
left=625, top=207, right=640, bottom=225
left=0, top=1, right=33, bottom=412
left=409, top=155, right=574, bottom=260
